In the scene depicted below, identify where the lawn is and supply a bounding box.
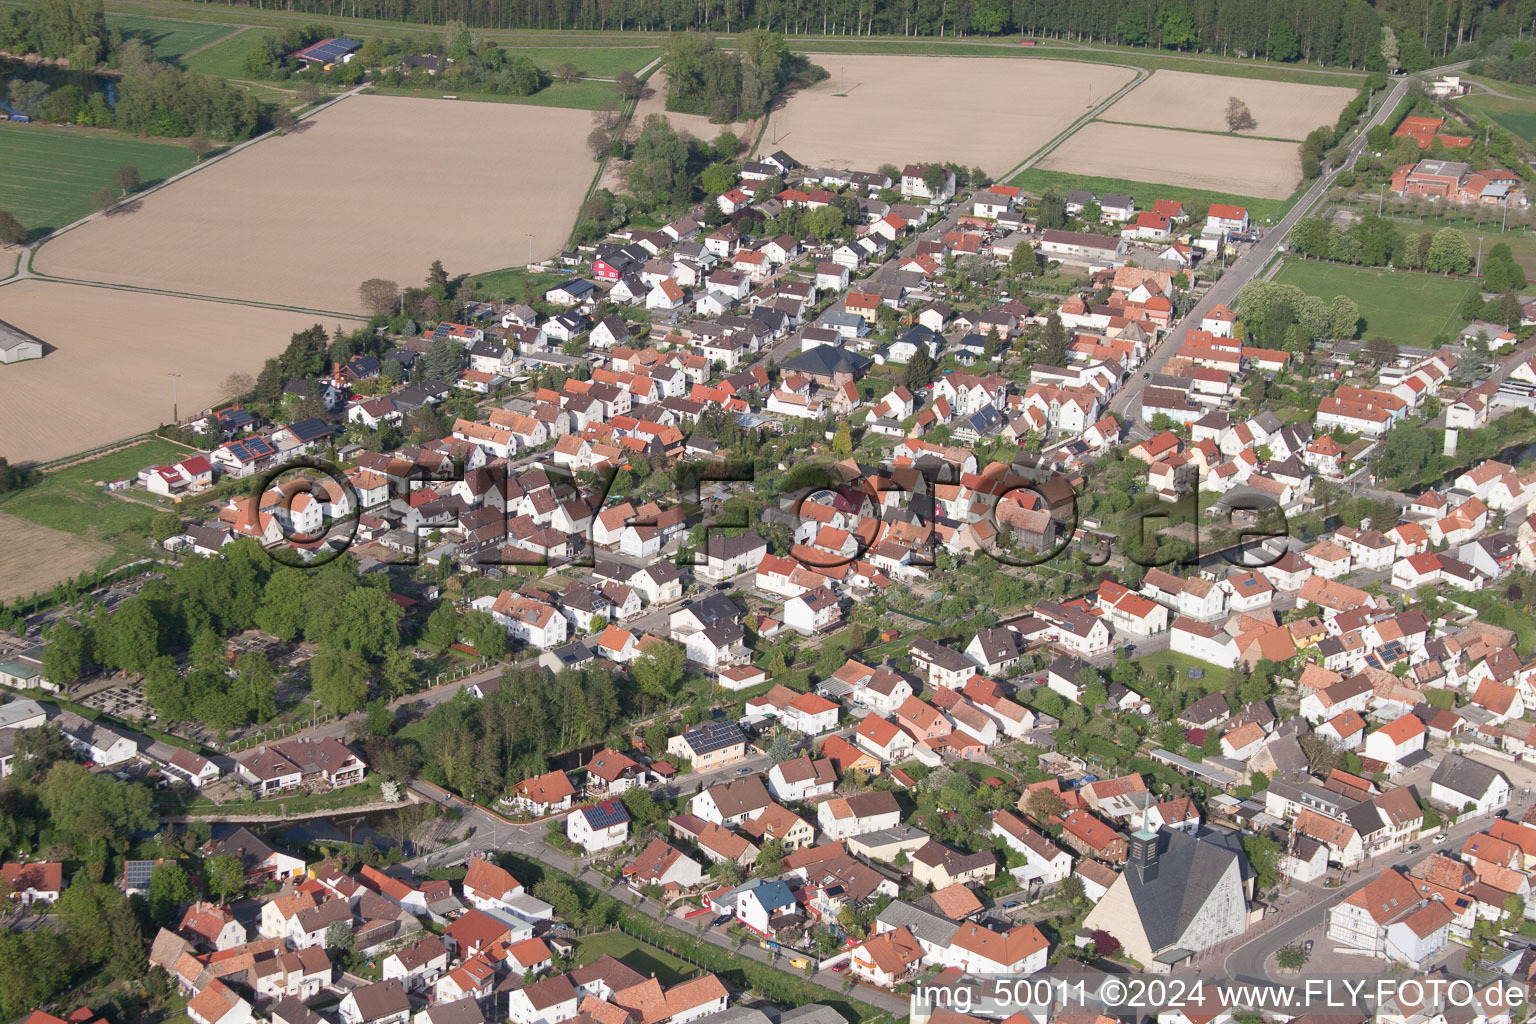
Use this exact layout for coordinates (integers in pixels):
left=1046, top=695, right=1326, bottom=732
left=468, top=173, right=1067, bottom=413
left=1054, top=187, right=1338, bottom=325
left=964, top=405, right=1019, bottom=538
left=105, top=12, right=236, bottom=61
left=181, top=27, right=258, bottom=77
left=1458, top=91, right=1536, bottom=145
left=365, top=77, right=620, bottom=110
left=576, top=932, right=697, bottom=985
left=469, top=265, right=568, bottom=302
left=1270, top=259, right=1477, bottom=347
left=1135, top=649, right=1239, bottom=695
left=503, top=44, right=658, bottom=77
left=0, top=438, right=193, bottom=551
left=1009, top=166, right=1295, bottom=224
left=0, top=121, right=198, bottom=239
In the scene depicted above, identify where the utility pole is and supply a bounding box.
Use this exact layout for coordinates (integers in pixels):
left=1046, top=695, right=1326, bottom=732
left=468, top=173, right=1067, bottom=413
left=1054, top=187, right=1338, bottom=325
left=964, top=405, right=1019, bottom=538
left=167, top=372, right=181, bottom=423
left=1476, top=236, right=1484, bottom=277
left=526, top=233, right=533, bottom=266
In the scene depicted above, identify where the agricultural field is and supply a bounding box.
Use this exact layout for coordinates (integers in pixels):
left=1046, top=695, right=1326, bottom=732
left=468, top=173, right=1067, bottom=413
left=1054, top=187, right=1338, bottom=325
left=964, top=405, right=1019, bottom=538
left=0, top=121, right=198, bottom=239
left=0, top=281, right=328, bottom=463
left=32, top=94, right=593, bottom=312
left=1038, top=121, right=1301, bottom=199
left=0, top=513, right=113, bottom=603
left=766, top=55, right=1136, bottom=176
left=1102, top=69, right=1355, bottom=141
left=104, top=13, right=237, bottom=62
left=1271, top=259, right=1477, bottom=347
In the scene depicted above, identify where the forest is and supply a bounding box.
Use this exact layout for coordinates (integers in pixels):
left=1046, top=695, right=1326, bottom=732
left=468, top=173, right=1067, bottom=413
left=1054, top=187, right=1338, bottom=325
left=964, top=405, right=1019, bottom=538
left=0, top=0, right=265, bottom=139
left=662, top=29, right=825, bottom=122
left=160, top=0, right=1529, bottom=70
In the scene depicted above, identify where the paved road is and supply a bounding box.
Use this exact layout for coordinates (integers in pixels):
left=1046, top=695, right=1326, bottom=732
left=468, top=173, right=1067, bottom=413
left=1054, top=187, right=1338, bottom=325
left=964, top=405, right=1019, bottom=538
left=1214, top=786, right=1526, bottom=982
left=406, top=761, right=910, bottom=1016
left=1109, top=62, right=1471, bottom=427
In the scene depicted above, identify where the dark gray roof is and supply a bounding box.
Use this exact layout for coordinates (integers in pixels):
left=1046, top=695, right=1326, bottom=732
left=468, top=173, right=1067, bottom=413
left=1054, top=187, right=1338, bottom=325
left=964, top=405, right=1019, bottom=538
left=877, top=899, right=959, bottom=947
left=781, top=346, right=871, bottom=378
left=1430, top=753, right=1508, bottom=800
left=1122, top=827, right=1245, bottom=953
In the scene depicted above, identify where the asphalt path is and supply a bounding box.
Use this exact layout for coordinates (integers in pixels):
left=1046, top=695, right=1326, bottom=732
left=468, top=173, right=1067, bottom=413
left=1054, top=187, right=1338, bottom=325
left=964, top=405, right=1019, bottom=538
left=1109, top=62, right=1471, bottom=429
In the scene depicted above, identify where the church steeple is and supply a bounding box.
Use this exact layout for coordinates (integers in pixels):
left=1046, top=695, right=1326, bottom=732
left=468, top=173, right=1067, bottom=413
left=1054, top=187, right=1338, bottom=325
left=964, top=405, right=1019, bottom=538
left=1127, top=790, right=1159, bottom=881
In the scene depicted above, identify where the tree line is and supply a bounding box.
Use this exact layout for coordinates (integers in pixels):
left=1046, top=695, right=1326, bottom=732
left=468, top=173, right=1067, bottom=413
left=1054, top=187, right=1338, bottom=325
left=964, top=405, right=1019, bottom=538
left=170, top=0, right=1526, bottom=69
left=1289, top=215, right=1477, bottom=275
left=0, top=0, right=264, bottom=140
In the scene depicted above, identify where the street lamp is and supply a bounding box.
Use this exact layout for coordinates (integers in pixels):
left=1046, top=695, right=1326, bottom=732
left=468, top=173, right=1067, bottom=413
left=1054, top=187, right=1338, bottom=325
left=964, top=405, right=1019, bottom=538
left=167, top=372, right=182, bottom=423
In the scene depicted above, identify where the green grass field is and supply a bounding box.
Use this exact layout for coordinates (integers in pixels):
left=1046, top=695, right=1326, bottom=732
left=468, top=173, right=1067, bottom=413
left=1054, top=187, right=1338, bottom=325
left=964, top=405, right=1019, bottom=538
left=1458, top=91, right=1536, bottom=145
left=1271, top=259, right=1477, bottom=346
left=181, top=26, right=258, bottom=77
left=503, top=44, right=658, bottom=77
left=469, top=266, right=568, bottom=301
left=576, top=932, right=697, bottom=985
left=1135, top=649, right=1239, bottom=695
left=0, top=121, right=198, bottom=239
left=365, top=77, right=618, bottom=110
left=1010, top=166, right=1295, bottom=223
left=1340, top=202, right=1536, bottom=276
left=0, top=438, right=193, bottom=551
left=105, top=12, right=237, bottom=61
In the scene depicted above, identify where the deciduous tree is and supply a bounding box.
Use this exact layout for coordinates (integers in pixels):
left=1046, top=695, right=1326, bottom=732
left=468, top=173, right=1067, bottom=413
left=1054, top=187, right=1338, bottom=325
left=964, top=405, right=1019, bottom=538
left=1224, top=96, right=1257, bottom=132
left=358, top=278, right=400, bottom=317
left=0, top=211, right=24, bottom=245
left=113, top=164, right=140, bottom=195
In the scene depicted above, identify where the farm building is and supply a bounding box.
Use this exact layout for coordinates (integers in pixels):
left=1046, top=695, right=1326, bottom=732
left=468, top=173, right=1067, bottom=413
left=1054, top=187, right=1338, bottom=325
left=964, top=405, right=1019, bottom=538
left=0, top=319, right=45, bottom=364
left=292, top=37, right=361, bottom=67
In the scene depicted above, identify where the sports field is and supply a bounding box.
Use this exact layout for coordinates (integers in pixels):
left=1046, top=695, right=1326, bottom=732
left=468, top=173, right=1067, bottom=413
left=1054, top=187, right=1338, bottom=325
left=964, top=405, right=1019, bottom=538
left=1271, top=259, right=1477, bottom=347
left=767, top=54, right=1136, bottom=176
left=33, top=93, right=594, bottom=312
left=0, top=281, right=330, bottom=463
left=105, top=12, right=237, bottom=61
left=0, top=121, right=197, bottom=239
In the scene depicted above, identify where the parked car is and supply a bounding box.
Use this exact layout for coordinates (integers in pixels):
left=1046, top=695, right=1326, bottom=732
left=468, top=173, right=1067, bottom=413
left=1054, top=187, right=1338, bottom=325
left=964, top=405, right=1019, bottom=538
left=1406, top=843, right=1422, bottom=853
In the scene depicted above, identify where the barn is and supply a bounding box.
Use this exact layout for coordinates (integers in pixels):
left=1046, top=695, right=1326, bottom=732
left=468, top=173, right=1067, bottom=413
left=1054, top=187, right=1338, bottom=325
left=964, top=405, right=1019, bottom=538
left=0, top=318, right=44, bottom=364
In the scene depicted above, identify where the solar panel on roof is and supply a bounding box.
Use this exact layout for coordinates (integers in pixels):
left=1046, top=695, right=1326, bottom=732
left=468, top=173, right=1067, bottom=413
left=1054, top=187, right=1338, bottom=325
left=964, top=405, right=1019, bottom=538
left=583, top=801, right=629, bottom=829
left=299, top=36, right=360, bottom=62
left=685, top=720, right=744, bottom=755
left=123, top=860, right=155, bottom=888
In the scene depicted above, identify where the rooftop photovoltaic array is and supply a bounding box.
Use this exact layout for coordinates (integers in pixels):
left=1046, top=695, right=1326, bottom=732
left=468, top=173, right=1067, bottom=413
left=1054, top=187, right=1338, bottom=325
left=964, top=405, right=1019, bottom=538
left=295, top=37, right=361, bottom=63
left=582, top=800, right=630, bottom=829
left=683, top=720, right=744, bottom=755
